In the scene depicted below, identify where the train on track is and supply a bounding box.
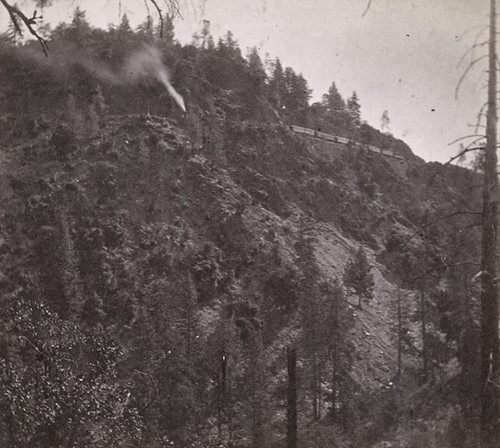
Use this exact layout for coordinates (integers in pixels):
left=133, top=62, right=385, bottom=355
left=289, top=125, right=405, bottom=161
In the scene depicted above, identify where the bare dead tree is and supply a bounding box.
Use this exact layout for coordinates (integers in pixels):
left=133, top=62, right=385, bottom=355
left=287, top=347, right=297, bottom=448
left=479, top=1, right=500, bottom=446
left=420, top=280, right=428, bottom=383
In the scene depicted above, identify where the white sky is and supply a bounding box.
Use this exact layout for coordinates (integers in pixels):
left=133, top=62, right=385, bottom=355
left=1, top=0, right=489, bottom=162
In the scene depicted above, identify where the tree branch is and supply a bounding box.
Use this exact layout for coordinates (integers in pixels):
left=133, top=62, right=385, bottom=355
left=475, top=102, right=488, bottom=133
left=446, top=146, right=484, bottom=166
left=0, top=0, right=182, bottom=53
left=403, top=210, right=481, bottom=248
left=468, top=123, right=486, bottom=129
left=167, top=0, right=182, bottom=18
left=456, top=24, right=489, bottom=43
left=0, top=0, right=48, bottom=55
left=148, top=0, right=164, bottom=37
left=147, top=0, right=181, bottom=37
left=445, top=134, right=486, bottom=164
left=448, top=134, right=485, bottom=145
left=458, top=39, right=488, bottom=68
left=143, top=0, right=151, bottom=21
left=456, top=55, right=489, bottom=99
left=361, top=0, right=373, bottom=17
left=134, top=369, right=158, bottom=412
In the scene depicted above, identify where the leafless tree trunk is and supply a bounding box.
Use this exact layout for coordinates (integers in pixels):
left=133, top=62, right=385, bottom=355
left=331, top=344, right=337, bottom=421
left=317, top=361, right=322, bottom=421
left=251, top=330, right=267, bottom=448
left=480, top=1, right=500, bottom=446
left=397, top=286, right=402, bottom=379
left=217, top=350, right=228, bottom=445
left=287, top=347, right=297, bottom=448
left=420, top=282, right=428, bottom=383
left=311, top=352, right=322, bottom=421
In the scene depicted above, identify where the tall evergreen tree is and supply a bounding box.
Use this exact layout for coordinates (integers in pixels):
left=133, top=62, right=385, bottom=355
left=381, top=109, right=390, bottom=132
left=66, top=6, right=92, bottom=47
left=156, top=13, right=175, bottom=44
left=323, top=279, right=352, bottom=421
left=268, top=58, right=286, bottom=109
left=223, top=30, right=240, bottom=56
left=118, top=12, right=132, bottom=34
left=200, top=20, right=211, bottom=49
left=282, top=67, right=311, bottom=123
left=322, top=81, right=346, bottom=112
left=347, top=91, right=361, bottom=125
left=343, top=246, right=374, bottom=309
left=247, top=47, right=267, bottom=95
left=136, top=15, right=155, bottom=41
left=296, top=227, right=326, bottom=421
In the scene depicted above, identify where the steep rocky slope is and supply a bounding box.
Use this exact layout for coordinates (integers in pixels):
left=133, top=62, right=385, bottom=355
left=0, top=113, right=482, bottom=447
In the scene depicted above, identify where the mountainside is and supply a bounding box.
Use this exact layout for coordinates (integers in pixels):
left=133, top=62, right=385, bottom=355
left=0, top=13, right=485, bottom=448
left=0, top=109, right=482, bottom=447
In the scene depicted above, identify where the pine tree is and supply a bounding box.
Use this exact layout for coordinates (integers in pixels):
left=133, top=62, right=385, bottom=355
left=268, top=58, right=286, bottom=109
left=156, top=13, right=174, bottom=44
left=381, top=110, right=390, bottom=132
left=343, top=247, right=374, bottom=309
left=295, top=227, right=326, bottom=421
left=137, top=15, right=155, bottom=41
left=247, top=47, right=267, bottom=95
left=391, top=286, right=413, bottom=378
left=201, top=20, right=211, bottom=49
left=67, top=6, right=91, bottom=47
left=118, top=13, right=132, bottom=34
left=224, top=30, right=239, bottom=52
left=282, top=67, right=311, bottom=123
left=347, top=91, right=361, bottom=125
left=322, top=82, right=346, bottom=112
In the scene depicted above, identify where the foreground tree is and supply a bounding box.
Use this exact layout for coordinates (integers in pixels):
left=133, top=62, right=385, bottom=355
left=480, top=1, right=500, bottom=446
left=0, top=299, right=142, bottom=448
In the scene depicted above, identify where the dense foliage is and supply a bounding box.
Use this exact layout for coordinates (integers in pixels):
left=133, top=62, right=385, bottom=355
left=0, top=9, right=485, bottom=448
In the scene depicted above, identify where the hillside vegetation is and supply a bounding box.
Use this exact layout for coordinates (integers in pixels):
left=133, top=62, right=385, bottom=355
left=0, top=10, right=484, bottom=448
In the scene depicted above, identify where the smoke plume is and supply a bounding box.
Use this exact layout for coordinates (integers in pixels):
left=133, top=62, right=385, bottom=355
left=10, top=42, right=186, bottom=113
left=122, top=45, right=186, bottom=112
left=87, top=44, right=186, bottom=113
